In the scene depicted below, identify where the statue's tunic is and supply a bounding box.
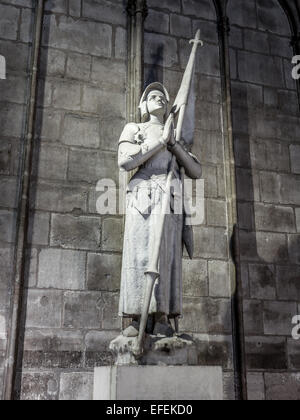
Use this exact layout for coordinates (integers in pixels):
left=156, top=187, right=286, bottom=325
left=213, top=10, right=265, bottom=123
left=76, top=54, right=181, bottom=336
left=118, top=122, right=184, bottom=318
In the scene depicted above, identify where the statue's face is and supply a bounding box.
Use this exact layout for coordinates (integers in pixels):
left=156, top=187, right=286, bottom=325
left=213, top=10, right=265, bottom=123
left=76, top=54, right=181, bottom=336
left=146, top=90, right=167, bottom=117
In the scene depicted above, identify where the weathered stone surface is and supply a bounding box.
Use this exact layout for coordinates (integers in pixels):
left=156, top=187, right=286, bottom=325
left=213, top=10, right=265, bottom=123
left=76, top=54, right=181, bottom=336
left=245, top=336, right=287, bottom=370
left=34, top=144, right=68, bottom=180
left=0, top=74, right=28, bottom=104
left=264, top=301, right=297, bottom=336
left=193, top=334, right=233, bottom=370
left=101, top=217, right=123, bottom=252
left=146, top=9, right=170, bottom=35
left=25, top=290, right=63, bottom=328
left=63, top=291, right=103, bottom=329
left=170, top=14, right=191, bottom=39
left=28, top=212, right=50, bottom=246
left=249, top=264, right=276, bottom=300
left=147, top=0, right=181, bottom=13
left=44, top=14, right=112, bottom=57
left=288, top=339, right=300, bottom=370
left=0, top=177, right=17, bottom=208
left=278, top=90, right=299, bottom=115
left=66, top=53, right=91, bottom=81
left=0, top=103, right=25, bottom=138
left=238, top=51, right=284, bottom=87
left=0, top=4, right=19, bottom=40
left=52, top=81, right=81, bottom=111
left=82, top=86, right=125, bottom=118
left=45, top=0, right=67, bottom=13
left=35, top=108, right=62, bottom=141
left=0, top=210, right=15, bottom=243
left=239, top=230, right=259, bottom=262
left=115, top=27, right=126, bottom=60
left=206, top=199, right=227, bottom=227
left=60, top=372, right=94, bottom=401
left=69, top=0, right=81, bottom=17
left=276, top=265, right=300, bottom=301
left=82, top=0, right=126, bottom=26
left=231, top=82, right=263, bottom=109
left=145, top=33, right=178, bottom=68
left=34, top=182, right=87, bottom=213
left=228, top=0, right=257, bottom=28
left=182, top=0, right=216, bottom=20
left=237, top=202, right=254, bottom=230
left=257, top=0, right=290, bottom=36
left=0, top=40, right=31, bottom=73
left=19, top=372, right=59, bottom=400
left=181, top=297, right=232, bottom=334
left=244, top=30, right=269, bottom=54
left=208, top=261, right=231, bottom=298
left=193, top=131, right=223, bottom=165
left=50, top=214, right=101, bottom=251
left=256, top=232, right=288, bottom=263
left=38, top=249, right=86, bottom=290
left=180, top=41, right=220, bottom=77
left=236, top=168, right=260, bottom=202
left=87, top=253, right=121, bottom=291
left=265, top=373, right=300, bottom=400
left=40, top=48, right=66, bottom=77
left=296, top=208, right=300, bottom=232
left=182, top=259, right=208, bottom=297
left=62, top=114, right=100, bottom=148
left=290, top=145, right=300, bottom=174
left=250, top=139, right=290, bottom=172
left=85, top=330, right=116, bottom=367
left=247, top=373, right=265, bottom=400
left=90, top=58, right=126, bottom=92
left=200, top=164, right=218, bottom=198
left=243, top=300, right=264, bottom=335
left=288, top=234, right=300, bottom=264
left=194, top=227, right=228, bottom=259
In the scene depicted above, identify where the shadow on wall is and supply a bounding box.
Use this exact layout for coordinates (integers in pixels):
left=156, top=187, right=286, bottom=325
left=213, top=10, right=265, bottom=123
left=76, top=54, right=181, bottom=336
left=13, top=13, right=51, bottom=400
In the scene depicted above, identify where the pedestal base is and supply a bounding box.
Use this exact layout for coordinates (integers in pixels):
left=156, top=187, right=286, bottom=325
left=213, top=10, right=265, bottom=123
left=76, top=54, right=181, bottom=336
left=93, top=366, right=223, bottom=400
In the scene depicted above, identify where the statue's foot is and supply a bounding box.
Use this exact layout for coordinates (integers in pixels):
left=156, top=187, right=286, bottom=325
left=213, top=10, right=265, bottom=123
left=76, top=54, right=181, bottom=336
left=122, top=321, right=139, bottom=337
left=153, top=322, right=174, bottom=337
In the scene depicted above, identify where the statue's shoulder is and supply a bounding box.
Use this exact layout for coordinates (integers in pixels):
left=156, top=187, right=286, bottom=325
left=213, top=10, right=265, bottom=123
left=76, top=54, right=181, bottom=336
left=119, top=122, right=140, bottom=144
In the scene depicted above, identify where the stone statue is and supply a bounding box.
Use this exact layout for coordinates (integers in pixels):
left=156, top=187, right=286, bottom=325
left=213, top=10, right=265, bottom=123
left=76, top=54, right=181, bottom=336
left=110, top=31, right=203, bottom=363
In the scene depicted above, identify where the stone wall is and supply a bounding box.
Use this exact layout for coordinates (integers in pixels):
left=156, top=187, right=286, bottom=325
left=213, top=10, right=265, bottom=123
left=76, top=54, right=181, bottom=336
left=0, top=0, right=299, bottom=400
left=228, top=0, right=300, bottom=400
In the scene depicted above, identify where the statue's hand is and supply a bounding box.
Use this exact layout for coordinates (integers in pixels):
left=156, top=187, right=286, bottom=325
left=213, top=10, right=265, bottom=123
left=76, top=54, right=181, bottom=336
left=161, top=113, right=175, bottom=145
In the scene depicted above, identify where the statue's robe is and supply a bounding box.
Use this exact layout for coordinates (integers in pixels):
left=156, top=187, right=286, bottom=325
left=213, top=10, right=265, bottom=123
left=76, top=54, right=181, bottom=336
left=118, top=122, right=195, bottom=318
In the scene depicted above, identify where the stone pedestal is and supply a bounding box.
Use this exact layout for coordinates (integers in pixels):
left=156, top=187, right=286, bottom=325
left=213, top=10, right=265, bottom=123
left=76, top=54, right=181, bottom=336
left=93, top=366, right=223, bottom=400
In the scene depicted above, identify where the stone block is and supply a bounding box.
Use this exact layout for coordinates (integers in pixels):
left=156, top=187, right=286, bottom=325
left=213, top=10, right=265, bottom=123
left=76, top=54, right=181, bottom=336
left=68, top=149, right=118, bottom=183
left=254, top=203, right=295, bottom=234
left=100, top=117, right=125, bottom=152
left=0, top=74, right=28, bottom=104
left=243, top=300, right=264, bottom=335
left=231, top=82, right=263, bottom=109
left=278, top=90, right=299, bottom=115
left=206, top=199, right=227, bottom=227
left=82, top=86, right=125, bottom=117
left=193, top=227, right=228, bottom=260
left=0, top=40, right=31, bottom=73
left=0, top=140, right=12, bottom=175
left=38, top=248, right=86, bottom=290
left=101, top=292, right=120, bottom=330
left=238, top=51, right=284, bottom=87
left=20, top=8, right=33, bottom=43
left=66, top=53, right=91, bottom=81
left=82, top=0, right=126, bottom=26
left=115, top=27, right=126, bottom=60
left=0, top=210, right=15, bottom=243
left=0, top=246, right=13, bottom=292
left=193, top=131, right=223, bottom=165
left=44, top=14, right=112, bottom=57
left=269, top=35, right=292, bottom=58
left=26, top=248, right=38, bottom=288
left=181, top=297, right=232, bottom=334
left=296, top=208, right=300, bottom=232
left=87, top=253, right=121, bottom=291
left=34, top=181, right=87, bottom=213
left=250, top=138, right=290, bottom=172
left=290, top=145, right=300, bottom=174
left=19, top=372, right=59, bottom=400
left=288, top=234, right=300, bottom=264
left=36, top=79, right=52, bottom=108
left=265, top=373, right=300, bottom=400
left=182, top=259, right=208, bottom=297
left=239, top=230, right=259, bottom=262
left=200, top=164, right=218, bottom=198
left=101, top=217, right=123, bottom=252
left=145, top=33, right=178, bottom=68
left=69, top=0, right=81, bottom=17
left=244, top=29, right=269, bottom=53
left=256, top=232, right=288, bottom=263
left=85, top=330, right=116, bottom=367
left=249, top=264, right=276, bottom=300
left=28, top=212, right=50, bottom=246
left=245, top=336, right=287, bottom=370
left=0, top=103, right=25, bottom=138
left=62, top=114, right=100, bottom=148
left=40, top=47, right=66, bottom=77
left=34, top=144, right=68, bottom=180
left=63, top=291, right=103, bottom=329
left=147, top=0, right=181, bottom=13
left=35, top=108, right=62, bottom=141
left=236, top=168, right=260, bottom=202
left=288, top=339, right=300, bottom=370
left=145, top=9, right=170, bottom=35
left=0, top=4, right=19, bottom=40
left=237, top=202, right=254, bottom=230
left=94, top=366, right=223, bottom=400
left=276, top=265, right=300, bottom=301
left=284, top=58, right=297, bottom=90
left=50, top=213, right=101, bottom=251
left=197, top=75, right=221, bottom=104
left=264, top=301, right=297, bottom=336
left=208, top=260, right=231, bottom=298
left=25, top=289, right=63, bottom=328
left=228, top=0, right=257, bottom=28
left=0, top=177, right=17, bottom=208
left=60, top=373, right=94, bottom=401
left=192, top=20, right=218, bottom=45
left=52, top=81, right=81, bottom=111
left=247, top=373, right=265, bottom=401
left=228, top=26, right=243, bottom=49
left=257, top=0, right=290, bottom=36
left=90, top=58, right=126, bottom=93
left=170, top=14, right=191, bottom=39
left=182, top=0, right=216, bottom=20
left=193, top=334, right=233, bottom=370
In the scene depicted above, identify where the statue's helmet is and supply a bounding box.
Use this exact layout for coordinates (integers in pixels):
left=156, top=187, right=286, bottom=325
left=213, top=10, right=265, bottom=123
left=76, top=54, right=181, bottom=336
left=139, top=82, right=170, bottom=123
